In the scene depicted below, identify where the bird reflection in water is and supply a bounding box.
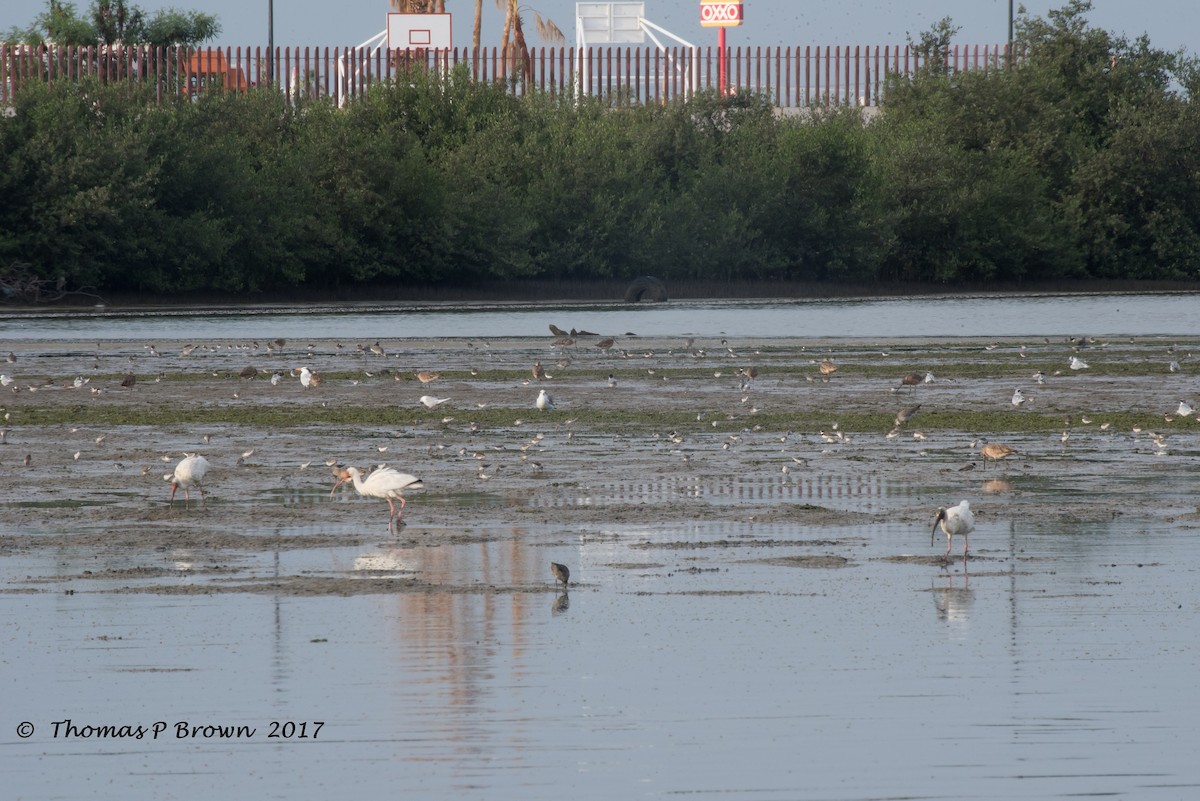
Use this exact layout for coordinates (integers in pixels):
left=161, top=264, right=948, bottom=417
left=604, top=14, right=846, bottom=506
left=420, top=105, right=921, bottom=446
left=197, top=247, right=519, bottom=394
left=352, top=551, right=415, bottom=575
left=932, top=572, right=974, bottom=625
left=551, top=561, right=570, bottom=614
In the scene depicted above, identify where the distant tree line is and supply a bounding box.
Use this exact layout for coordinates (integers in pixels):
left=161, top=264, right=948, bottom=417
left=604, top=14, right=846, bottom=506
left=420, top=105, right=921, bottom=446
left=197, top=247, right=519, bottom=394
left=5, top=0, right=219, bottom=48
left=1, top=1, right=1198, bottom=297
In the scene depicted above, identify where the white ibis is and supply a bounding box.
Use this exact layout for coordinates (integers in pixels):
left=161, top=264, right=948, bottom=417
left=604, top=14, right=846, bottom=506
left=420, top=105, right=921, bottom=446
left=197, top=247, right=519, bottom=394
left=170, top=454, right=209, bottom=507
left=331, top=466, right=424, bottom=532
left=932, top=500, right=974, bottom=559
left=536, top=389, right=554, bottom=411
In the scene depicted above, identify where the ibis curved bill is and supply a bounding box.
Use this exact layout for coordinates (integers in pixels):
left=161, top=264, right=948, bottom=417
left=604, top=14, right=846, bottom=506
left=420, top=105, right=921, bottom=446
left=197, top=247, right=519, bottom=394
left=932, top=500, right=975, bottom=558
left=331, top=466, right=424, bottom=532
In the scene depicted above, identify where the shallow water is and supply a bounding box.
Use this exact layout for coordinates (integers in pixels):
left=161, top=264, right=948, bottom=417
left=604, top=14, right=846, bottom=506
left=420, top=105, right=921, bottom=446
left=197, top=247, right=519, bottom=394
left=2, top=291, right=1198, bottom=340
left=4, top=497, right=1199, bottom=800
left=2, top=305, right=1200, bottom=800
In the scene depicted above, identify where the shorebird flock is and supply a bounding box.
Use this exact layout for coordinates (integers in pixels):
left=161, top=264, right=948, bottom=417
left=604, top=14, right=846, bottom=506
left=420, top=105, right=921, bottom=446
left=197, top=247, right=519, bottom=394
left=0, top=328, right=1195, bottom=575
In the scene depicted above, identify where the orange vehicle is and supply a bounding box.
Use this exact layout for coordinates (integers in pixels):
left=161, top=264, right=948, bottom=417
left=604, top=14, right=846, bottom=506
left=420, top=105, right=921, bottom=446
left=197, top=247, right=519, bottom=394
left=183, top=50, right=249, bottom=96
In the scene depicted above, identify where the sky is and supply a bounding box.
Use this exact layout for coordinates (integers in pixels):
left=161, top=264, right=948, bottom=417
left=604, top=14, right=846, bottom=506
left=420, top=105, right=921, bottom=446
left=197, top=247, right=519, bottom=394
left=4, top=0, right=1196, bottom=56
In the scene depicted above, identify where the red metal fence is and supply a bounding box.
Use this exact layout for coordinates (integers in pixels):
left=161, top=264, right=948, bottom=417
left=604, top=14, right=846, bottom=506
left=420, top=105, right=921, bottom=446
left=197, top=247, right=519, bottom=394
left=2, top=43, right=1017, bottom=109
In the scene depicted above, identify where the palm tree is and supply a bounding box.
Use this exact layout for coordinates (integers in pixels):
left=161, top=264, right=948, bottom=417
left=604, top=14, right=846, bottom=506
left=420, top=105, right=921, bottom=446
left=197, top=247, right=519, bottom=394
left=389, top=1, right=445, bottom=12
left=496, top=0, right=563, bottom=79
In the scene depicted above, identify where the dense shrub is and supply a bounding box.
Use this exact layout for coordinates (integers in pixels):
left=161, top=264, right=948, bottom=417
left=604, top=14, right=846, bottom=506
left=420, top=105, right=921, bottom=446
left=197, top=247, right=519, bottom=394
left=1, top=1, right=1196, bottom=296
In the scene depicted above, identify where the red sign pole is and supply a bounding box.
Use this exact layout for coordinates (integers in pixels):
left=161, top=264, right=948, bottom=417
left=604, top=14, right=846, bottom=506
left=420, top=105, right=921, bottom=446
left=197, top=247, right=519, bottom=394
left=718, top=26, right=726, bottom=95
left=700, top=0, right=742, bottom=95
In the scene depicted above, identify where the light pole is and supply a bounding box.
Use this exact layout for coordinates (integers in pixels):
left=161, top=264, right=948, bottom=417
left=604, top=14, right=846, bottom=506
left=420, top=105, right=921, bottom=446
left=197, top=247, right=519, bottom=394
left=1007, top=0, right=1014, bottom=68
left=268, top=0, right=275, bottom=85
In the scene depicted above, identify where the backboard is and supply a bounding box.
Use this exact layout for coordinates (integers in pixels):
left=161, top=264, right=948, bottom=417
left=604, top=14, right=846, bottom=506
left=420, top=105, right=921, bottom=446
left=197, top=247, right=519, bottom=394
left=387, top=13, right=453, bottom=50
left=576, top=3, right=645, bottom=45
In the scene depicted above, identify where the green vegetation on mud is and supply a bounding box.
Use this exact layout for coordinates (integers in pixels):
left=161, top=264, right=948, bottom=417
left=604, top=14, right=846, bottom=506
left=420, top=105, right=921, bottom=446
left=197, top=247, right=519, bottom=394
left=9, top=402, right=1174, bottom=436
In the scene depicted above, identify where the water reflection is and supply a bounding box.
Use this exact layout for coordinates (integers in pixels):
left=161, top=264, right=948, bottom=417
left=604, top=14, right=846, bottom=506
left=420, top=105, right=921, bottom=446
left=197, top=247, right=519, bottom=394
left=4, top=513, right=1200, bottom=800
left=531, top=472, right=911, bottom=513
left=551, top=593, right=569, bottom=615
left=932, top=571, right=974, bottom=626
left=351, top=551, right=417, bottom=576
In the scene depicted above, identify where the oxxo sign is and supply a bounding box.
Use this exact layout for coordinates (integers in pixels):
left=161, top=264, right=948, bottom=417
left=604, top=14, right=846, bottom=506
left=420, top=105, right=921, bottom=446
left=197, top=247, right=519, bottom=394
left=700, top=0, right=744, bottom=27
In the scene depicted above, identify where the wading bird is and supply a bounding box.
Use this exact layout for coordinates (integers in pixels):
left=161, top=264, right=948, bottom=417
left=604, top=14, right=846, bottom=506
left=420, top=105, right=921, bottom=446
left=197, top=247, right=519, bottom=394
left=932, top=499, right=974, bottom=559
left=979, top=440, right=1017, bottom=468
left=894, top=404, right=921, bottom=428
left=170, top=454, right=209, bottom=507
left=331, top=466, right=424, bottom=533
left=551, top=561, right=570, bottom=590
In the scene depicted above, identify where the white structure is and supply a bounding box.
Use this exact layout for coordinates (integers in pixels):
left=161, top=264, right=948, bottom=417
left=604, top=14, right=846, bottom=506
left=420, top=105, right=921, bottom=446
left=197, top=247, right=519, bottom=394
left=387, top=13, right=453, bottom=50
left=575, top=3, right=698, bottom=99
left=339, top=14, right=453, bottom=107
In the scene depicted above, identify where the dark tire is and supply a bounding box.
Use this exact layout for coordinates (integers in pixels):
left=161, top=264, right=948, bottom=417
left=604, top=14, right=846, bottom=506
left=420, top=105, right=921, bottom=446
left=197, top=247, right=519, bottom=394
left=624, top=276, right=668, bottom=303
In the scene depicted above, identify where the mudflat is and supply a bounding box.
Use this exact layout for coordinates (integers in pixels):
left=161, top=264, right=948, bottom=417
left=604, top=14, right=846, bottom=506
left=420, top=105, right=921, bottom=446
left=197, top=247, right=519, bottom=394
left=1, top=332, right=1195, bottom=594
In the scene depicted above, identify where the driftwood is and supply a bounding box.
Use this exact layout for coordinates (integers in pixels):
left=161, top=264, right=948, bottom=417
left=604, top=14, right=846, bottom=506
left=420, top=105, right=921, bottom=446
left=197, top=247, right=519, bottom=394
left=1, top=262, right=105, bottom=305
